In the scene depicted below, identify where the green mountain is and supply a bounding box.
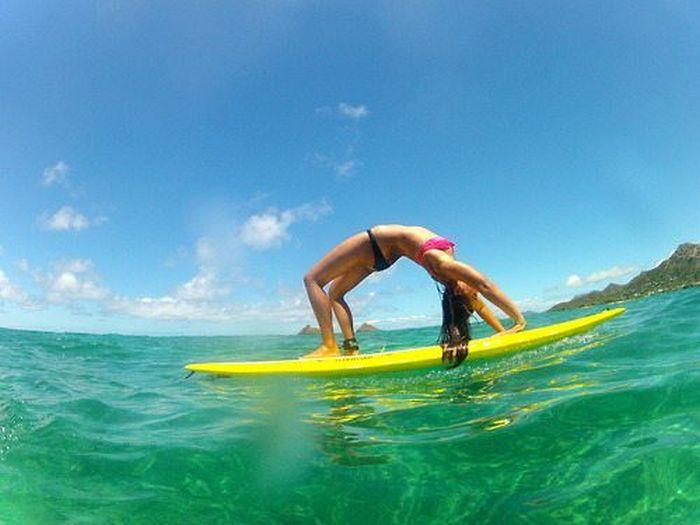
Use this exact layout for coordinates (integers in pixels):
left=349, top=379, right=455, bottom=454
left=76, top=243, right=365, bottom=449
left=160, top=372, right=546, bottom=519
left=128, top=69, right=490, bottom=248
left=550, top=243, right=700, bottom=311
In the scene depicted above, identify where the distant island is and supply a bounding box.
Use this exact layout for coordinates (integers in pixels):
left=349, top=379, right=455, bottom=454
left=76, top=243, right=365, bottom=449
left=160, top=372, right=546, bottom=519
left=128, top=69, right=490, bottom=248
left=297, top=325, right=321, bottom=335
left=297, top=322, right=379, bottom=335
left=551, top=243, right=700, bottom=311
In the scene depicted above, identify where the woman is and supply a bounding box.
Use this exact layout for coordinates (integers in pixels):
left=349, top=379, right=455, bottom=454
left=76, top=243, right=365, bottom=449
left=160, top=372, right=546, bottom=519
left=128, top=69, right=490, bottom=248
left=302, top=224, right=526, bottom=361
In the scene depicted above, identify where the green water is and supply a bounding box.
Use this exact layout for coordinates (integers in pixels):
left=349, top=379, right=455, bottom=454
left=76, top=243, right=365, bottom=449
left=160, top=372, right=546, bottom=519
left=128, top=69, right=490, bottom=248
left=1, top=288, right=699, bottom=524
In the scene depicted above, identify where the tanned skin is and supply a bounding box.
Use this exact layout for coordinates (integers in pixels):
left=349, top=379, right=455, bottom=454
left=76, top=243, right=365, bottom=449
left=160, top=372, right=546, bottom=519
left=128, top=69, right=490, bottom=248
left=302, top=224, right=526, bottom=358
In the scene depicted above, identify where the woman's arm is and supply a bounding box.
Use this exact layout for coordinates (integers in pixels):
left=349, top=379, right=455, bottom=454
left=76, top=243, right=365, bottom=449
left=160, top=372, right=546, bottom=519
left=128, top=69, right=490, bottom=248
left=456, top=282, right=506, bottom=333
left=472, top=296, right=506, bottom=333
left=430, top=254, right=527, bottom=333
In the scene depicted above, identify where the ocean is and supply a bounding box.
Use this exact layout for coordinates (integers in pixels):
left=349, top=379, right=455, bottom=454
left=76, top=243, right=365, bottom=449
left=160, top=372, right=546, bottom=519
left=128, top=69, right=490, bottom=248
left=1, top=288, right=699, bottom=524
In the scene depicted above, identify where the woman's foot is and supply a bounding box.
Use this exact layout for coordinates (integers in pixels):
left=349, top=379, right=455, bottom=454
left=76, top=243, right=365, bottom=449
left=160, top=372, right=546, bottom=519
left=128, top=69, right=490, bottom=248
left=301, top=344, right=341, bottom=359
left=342, top=337, right=360, bottom=356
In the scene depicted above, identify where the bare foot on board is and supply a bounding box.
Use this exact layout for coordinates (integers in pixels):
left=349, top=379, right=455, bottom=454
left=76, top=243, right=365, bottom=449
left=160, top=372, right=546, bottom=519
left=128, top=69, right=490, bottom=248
left=301, top=344, right=341, bottom=359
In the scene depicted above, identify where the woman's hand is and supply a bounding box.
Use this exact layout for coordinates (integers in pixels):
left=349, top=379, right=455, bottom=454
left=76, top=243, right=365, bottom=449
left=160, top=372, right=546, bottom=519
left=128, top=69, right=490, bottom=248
left=507, top=319, right=527, bottom=334
left=493, top=318, right=526, bottom=336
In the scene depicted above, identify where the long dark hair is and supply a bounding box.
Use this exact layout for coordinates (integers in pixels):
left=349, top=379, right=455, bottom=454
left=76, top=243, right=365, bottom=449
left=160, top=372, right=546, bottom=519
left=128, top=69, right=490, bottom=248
left=438, top=282, right=473, bottom=368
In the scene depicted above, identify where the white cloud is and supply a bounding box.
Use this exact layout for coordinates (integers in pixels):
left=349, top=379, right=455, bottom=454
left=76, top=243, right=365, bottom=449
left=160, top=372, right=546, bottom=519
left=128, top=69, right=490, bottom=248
left=586, top=265, right=639, bottom=283
left=60, top=259, right=92, bottom=274
left=41, top=206, right=88, bottom=231
left=566, top=274, right=583, bottom=288
left=287, top=201, right=333, bottom=222
left=194, top=237, right=218, bottom=265
left=338, top=103, right=369, bottom=119
left=42, top=161, right=70, bottom=187
left=335, top=160, right=357, bottom=178
left=239, top=213, right=290, bottom=250
left=39, top=206, right=107, bottom=232
left=313, top=154, right=361, bottom=179
left=108, top=289, right=315, bottom=324
left=108, top=295, right=232, bottom=321
left=3, top=201, right=327, bottom=326
left=365, top=314, right=434, bottom=327
left=653, top=248, right=676, bottom=269
left=0, top=268, right=29, bottom=304
left=14, top=259, right=44, bottom=289
left=238, top=201, right=332, bottom=250
left=515, top=296, right=564, bottom=312
left=9, top=256, right=247, bottom=322
left=7, top=251, right=429, bottom=331
left=315, top=103, right=369, bottom=120
left=40, top=259, right=110, bottom=302
left=313, top=102, right=368, bottom=179
left=176, top=269, right=230, bottom=301
left=565, top=265, right=639, bottom=288
left=107, top=277, right=317, bottom=325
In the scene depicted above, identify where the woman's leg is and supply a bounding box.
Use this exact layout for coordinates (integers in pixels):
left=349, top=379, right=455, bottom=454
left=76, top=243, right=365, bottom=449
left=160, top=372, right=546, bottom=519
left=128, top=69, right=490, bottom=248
left=303, top=276, right=336, bottom=348
left=302, top=232, right=373, bottom=357
left=329, top=266, right=372, bottom=343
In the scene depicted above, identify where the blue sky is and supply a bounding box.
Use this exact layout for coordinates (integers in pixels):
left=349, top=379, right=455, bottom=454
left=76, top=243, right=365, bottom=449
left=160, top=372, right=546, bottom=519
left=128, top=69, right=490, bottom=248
left=1, top=1, right=699, bottom=335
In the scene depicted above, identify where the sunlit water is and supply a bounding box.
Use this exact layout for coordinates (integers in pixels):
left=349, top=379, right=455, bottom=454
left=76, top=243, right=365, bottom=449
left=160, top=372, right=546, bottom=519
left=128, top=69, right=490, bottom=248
left=2, top=288, right=699, bottom=524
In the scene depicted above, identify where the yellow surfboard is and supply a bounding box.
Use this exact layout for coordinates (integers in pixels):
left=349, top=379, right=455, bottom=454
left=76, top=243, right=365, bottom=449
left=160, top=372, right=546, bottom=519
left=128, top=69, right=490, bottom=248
left=185, top=307, right=625, bottom=377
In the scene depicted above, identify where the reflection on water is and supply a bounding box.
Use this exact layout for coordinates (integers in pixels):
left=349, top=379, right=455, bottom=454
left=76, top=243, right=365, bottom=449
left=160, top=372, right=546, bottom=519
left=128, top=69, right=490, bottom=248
left=225, top=331, right=620, bottom=467
left=190, top=329, right=626, bottom=473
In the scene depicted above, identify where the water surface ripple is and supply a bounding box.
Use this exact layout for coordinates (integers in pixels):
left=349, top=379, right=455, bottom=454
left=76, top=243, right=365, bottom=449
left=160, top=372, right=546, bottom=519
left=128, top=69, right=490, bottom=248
left=2, top=289, right=699, bottom=523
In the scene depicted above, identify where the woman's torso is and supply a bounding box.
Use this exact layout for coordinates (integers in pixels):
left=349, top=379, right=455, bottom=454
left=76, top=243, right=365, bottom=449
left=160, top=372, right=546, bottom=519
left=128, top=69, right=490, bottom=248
left=369, top=224, right=446, bottom=265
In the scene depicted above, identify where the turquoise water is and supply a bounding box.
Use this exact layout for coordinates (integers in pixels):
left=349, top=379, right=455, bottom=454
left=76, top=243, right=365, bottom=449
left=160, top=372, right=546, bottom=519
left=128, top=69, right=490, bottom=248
left=1, top=289, right=699, bottom=524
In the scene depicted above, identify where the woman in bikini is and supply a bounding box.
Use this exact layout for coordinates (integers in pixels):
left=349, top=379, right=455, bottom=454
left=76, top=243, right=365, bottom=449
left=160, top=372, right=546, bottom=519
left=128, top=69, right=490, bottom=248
left=302, top=225, right=526, bottom=363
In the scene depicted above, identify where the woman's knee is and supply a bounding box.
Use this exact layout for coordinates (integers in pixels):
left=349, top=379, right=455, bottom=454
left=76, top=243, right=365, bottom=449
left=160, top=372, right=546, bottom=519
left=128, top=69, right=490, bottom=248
left=328, top=282, right=345, bottom=302
left=304, top=272, right=319, bottom=290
